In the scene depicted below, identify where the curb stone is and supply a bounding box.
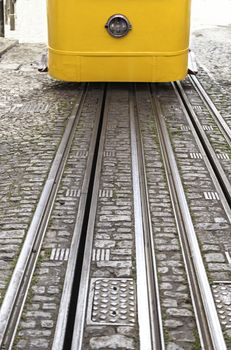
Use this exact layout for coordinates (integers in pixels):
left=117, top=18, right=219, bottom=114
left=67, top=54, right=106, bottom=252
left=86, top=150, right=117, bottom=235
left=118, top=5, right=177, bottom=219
left=0, top=38, right=18, bottom=56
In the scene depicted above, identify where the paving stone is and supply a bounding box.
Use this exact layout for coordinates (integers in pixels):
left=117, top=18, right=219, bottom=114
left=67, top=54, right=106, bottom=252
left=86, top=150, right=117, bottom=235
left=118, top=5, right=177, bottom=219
left=94, top=241, right=116, bottom=248
left=89, top=334, right=135, bottom=349
left=26, top=311, right=52, bottom=318
left=114, top=268, right=132, bottom=278
left=42, top=303, right=57, bottom=310
left=160, top=283, right=173, bottom=290
left=158, top=267, right=169, bottom=274
left=27, top=304, right=40, bottom=311
left=41, top=320, right=54, bottom=328
left=204, top=253, right=226, bottom=263
left=208, top=263, right=231, bottom=271
left=99, top=215, right=131, bottom=222
left=30, top=338, right=49, bottom=348
left=170, top=330, right=195, bottom=342
left=166, top=343, right=185, bottom=350
left=20, top=326, right=52, bottom=336
left=97, top=261, right=132, bottom=268
left=117, top=326, right=135, bottom=336
left=164, top=320, right=184, bottom=329
left=166, top=308, right=193, bottom=317
left=202, top=245, right=221, bottom=252
left=20, top=321, right=36, bottom=328
left=163, top=299, right=178, bottom=308
left=16, top=339, right=27, bottom=349
left=0, top=63, right=21, bottom=70
left=47, top=286, right=60, bottom=294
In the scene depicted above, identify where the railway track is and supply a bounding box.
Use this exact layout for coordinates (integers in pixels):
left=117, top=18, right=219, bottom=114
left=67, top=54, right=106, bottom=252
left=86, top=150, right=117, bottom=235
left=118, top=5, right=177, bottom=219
left=151, top=83, right=228, bottom=349
left=175, top=78, right=231, bottom=210
left=0, top=78, right=230, bottom=350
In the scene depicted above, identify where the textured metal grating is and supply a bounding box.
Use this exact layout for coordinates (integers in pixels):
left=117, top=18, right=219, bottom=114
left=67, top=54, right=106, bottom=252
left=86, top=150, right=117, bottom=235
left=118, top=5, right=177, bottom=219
left=92, top=248, right=110, bottom=262
left=217, top=153, right=230, bottom=160
left=99, top=189, right=113, bottom=198
left=76, top=151, right=88, bottom=158
left=203, top=125, right=214, bottom=131
left=180, top=125, right=190, bottom=131
left=193, top=105, right=202, bottom=111
left=66, top=188, right=81, bottom=197
left=50, top=248, right=69, bottom=261
left=10, top=103, right=50, bottom=114
left=204, top=191, right=220, bottom=200
left=104, top=151, right=116, bottom=157
left=212, top=284, right=231, bottom=328
left=190, top=152, right=202, bottom=159
left=87, top=278, right=136, bottom=325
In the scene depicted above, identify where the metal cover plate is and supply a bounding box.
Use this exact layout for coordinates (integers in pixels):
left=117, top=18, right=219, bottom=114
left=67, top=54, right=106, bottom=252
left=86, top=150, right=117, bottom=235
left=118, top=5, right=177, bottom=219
left=212, top=284, right=231, bottom=328
left=87, top=278, right=136, bottom=325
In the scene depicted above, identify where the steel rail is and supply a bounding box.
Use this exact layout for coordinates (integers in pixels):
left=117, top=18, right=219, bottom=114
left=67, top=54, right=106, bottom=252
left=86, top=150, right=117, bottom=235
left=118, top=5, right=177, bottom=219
left=70, top=85, right=109, bottom=350
left=133, top=85, right=165, bottom=349
left=175, top=81, right=231, bottom=218
left=151, top=84, right=227, bottom=350
left=52, top=84, right=106, bottom=350
left=0, top=84, right=88, bottom=350
left=129, top=88, right=157, bottom=350
left=189, top=74, right=231, bottom=143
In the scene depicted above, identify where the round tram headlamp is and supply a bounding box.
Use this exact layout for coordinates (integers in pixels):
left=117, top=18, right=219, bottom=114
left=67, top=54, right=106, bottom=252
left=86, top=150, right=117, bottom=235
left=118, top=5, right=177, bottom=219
left=105, top=15, right=132, bottom=38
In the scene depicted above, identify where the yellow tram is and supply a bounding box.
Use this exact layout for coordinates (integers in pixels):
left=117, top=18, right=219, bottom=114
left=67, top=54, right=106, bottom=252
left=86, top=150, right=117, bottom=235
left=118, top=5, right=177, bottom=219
left=47, top=0, right=191, bottom=82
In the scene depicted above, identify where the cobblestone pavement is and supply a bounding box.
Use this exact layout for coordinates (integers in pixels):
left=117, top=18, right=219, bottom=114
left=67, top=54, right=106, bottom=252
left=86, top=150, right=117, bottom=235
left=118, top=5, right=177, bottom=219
left=191, top=25, right=231, bottom=85
left=0, top=43, right=82, bottom=304
left=12, top=84, right=104, bottom=350
left=12, top=85, right=198, bottom=350
left=191, top=25, right=231, bottom=129
left=156, top=81, right=231, bottom=347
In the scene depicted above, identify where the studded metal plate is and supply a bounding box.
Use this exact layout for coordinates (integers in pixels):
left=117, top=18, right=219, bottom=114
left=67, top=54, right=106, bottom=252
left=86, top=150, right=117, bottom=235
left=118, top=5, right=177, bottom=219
left=212, top=284, right=231, bottom=328
left=10, top=103, right=50, bottom=114
left=87, top=278, right=136, bottom=325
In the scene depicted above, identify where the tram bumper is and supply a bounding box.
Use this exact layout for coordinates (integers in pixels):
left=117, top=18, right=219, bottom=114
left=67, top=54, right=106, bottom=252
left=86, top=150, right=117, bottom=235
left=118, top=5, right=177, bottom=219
left=48, top=50, right=189, bottom=82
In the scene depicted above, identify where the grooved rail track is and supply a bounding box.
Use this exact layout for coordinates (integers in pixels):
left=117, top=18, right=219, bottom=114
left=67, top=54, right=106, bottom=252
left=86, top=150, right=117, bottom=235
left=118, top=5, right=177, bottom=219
left=0, top=79, right=231, bottom=350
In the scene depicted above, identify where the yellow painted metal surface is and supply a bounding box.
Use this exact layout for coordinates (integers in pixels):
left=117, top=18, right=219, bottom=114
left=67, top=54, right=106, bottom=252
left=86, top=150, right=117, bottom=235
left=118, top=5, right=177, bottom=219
left=47, top=0, right=191, bottom=82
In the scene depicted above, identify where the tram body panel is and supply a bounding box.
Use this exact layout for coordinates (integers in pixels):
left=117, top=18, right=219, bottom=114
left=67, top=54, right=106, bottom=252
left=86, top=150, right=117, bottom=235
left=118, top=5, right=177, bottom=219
left=47, top=0, right=191, bottom=81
